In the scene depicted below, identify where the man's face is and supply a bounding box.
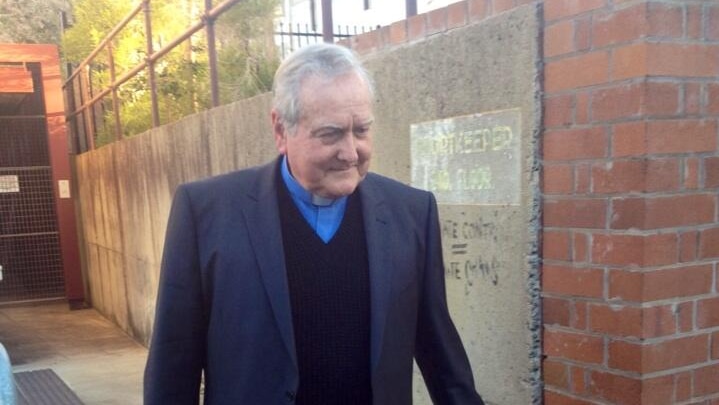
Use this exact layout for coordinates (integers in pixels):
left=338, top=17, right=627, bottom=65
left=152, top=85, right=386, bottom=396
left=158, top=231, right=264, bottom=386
left=273, top=72, right=374, bottom=199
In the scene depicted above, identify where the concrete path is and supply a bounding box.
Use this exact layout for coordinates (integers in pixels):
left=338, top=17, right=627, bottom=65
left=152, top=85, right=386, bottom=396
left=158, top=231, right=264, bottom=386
left=0, top=301, right=147, bottom=405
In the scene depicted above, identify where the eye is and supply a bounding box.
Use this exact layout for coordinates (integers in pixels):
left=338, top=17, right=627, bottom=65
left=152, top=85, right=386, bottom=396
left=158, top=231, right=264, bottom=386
left=353, top=126, right=370, bottom=138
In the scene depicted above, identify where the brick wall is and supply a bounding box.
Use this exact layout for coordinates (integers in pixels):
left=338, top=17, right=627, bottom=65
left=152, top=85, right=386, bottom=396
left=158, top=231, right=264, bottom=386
left=346, top=0, right=719, bottom=404
left=542, top=0, right=719, bottom=403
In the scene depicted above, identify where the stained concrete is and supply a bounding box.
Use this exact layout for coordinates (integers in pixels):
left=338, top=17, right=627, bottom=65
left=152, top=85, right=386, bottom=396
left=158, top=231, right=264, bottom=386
left=0, top=302, right=147, bottom=404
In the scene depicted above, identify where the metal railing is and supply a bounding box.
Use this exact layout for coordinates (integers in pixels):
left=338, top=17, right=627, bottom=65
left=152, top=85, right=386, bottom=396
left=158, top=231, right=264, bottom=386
left=274, top=22, right=375, bottom=59
left=64, top=0, right=243, bottom=153
left=63, top=0, right=379, bottom=153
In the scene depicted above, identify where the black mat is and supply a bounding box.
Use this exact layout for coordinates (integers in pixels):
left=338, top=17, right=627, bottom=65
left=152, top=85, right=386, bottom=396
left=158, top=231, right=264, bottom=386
left=13, top=369, right=83, bottom=405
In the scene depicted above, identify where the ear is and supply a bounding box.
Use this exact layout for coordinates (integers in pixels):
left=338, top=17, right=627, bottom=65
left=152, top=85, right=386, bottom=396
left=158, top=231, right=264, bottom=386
left=271, top=109, right=287, bottom=155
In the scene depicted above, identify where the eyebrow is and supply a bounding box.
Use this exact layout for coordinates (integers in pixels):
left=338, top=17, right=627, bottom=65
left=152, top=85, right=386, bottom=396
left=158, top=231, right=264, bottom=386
left=310, top=119, right=375, bottom=136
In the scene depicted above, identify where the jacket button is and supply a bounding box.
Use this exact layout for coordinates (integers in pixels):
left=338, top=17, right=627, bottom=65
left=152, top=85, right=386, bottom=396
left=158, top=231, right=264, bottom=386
left=285, top=391, right=296, bottom=401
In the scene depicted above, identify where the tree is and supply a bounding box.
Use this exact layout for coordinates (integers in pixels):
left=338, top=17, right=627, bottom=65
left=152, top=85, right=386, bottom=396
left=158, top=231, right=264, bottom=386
left=61, top=0, right=279, bottom=145
left=0, top=0, right=71, bottom=44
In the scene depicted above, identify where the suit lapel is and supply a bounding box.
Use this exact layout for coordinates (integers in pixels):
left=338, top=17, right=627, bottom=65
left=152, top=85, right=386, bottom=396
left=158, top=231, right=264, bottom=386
left=240, top=159, right=297, bottom=370
left=359, top=176, right=393, bottom=372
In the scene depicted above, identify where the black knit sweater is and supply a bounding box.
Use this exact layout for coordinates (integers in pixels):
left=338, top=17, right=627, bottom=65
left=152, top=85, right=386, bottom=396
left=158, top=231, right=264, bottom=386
left=278, top=180, right=373, bottom=405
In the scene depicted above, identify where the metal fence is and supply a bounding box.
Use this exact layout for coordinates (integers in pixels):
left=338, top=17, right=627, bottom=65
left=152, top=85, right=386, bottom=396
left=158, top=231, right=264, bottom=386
left=64, top=0, right=378, bottom=154
left=274, top=22, right=375, bottom=59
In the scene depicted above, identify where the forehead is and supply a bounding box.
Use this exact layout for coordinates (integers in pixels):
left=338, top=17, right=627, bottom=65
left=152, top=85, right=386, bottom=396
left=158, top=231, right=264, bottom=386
left=298, top=72, right=373, bottom=120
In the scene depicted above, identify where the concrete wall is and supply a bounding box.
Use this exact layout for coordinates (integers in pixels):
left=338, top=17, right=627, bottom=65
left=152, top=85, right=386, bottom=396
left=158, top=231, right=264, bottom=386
left=73, top=4, right=541, bottom=404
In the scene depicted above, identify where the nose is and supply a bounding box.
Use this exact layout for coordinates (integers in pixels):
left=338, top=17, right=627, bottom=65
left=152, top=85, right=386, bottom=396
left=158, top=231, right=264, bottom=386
left=336, top=132, right=359, bottom=164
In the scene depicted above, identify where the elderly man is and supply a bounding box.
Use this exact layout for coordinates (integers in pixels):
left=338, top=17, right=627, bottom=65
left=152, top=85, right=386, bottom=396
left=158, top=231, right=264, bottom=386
left=144, top=43, right=483, bottom=405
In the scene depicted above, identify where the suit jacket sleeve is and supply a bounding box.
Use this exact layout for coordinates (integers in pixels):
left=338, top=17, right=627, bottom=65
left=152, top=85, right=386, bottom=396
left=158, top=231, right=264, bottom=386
left=414, top=193, right=484, bottom=405
left=144, top=185, right=206, bottom=405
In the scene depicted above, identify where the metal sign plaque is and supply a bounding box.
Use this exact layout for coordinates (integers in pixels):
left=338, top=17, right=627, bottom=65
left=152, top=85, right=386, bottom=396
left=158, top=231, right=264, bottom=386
left=0, top=175, right=20, bottom=193
left=410, top=109, right=521, bottom=205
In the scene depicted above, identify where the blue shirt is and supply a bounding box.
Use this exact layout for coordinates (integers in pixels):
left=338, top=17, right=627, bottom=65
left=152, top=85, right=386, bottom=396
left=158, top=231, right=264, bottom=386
left=281, top=156, right=347, bottom=243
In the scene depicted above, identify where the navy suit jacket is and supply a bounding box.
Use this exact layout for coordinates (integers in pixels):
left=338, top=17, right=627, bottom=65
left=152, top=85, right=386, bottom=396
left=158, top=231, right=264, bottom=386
left=144, top=158, right=483, bottom=404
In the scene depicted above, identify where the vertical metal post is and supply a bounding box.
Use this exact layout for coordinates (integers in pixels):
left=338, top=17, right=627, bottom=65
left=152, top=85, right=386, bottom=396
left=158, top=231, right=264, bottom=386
left=406, top=0, right=417, bottom=17
left=205, top=0, right=220, bottom=107
left=107, top=42, right=123, bottom=141
left=144, top=0, right=160, bottom=127
left=80, top=67, right=95, bottom=150
left=321, top=0, right=333, bottom=43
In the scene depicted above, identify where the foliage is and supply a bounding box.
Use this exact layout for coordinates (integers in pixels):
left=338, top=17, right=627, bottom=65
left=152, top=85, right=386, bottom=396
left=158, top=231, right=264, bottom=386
left=0, top=0, right=71, bottom=44
left=61, top=0, right=279, bottom=146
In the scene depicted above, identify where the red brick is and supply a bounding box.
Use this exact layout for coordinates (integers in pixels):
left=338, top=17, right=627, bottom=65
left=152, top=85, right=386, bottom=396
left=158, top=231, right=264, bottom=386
left=544, top=296, right=571, bottom=327
left=598, top=158, right=682, bottom=194
left=591, top=83, right=642, bottom=122
left=609, top=265, right=714, bottom=302
left=546, top=51, right=610, bottom=92
left=543, top=265, right=604, bottom=298
left=641, top=375, right=675, bottom=405
left=646, top=335, right=709, bottom=372
left=426, top=7, right=447, bottom=35
left=612, top=121, right=646, bottom=157
left=573, top=232, right=588, bottom=262
left=678, top=301, right=694, bottom=333
left=699, top=227, right=719, bottom=259
left=544, top=390, right=595, bottom=405
left=685, top=83, right=702, bottom=115
left=544, top=0, right=606, bottom=21
left=575, top=163, right=591, bottom=194
left=706, top=156, right=719, bottom=188
left=646, top=2, right=683, bottom=38
left=645, top=82, right=680, bottom=116
left=709, top=5, right=719, bottom=41
left=575, top=17, right=591, bottom=52
left=694, top=363, right=719, bottom=396
left=611, top=335, right=709, bottom=373
left=645, top=158, right=680, bottom=192
left=389, top=20, right=407, bottom=44
left=592, top=4, right=646, bottom=48
left=697, top=297, right=719, bottom=328
left=611, top=194, right=716, bottom=229
left=685, top=157, right=700, bottom=190
left=468, top=0, right=489, bottom=22
left=492, top=0, right=514, bottom=14
left=544, top=358, right=569, bottom=389
left=642, top=305, right=676, bottom=338
left=609, top=269, right=643, bottom=302
left=646, top=119, right=717, bottom=154
left=570, top=366, right=587, bottom=394
left=544, top=230, right=572, bottom=261
left=544, top=328, right=604, bottom=364
left=545, top=20, right=574, bottom=58
left=708, top=84, right=719, bottom=115
left=686, top=5, right=702, bottom=39
left=608, top=340, right=642, bottom=373
left=576, top=91, right=590, bottom=124
left=446, top=2, right=467, bottom=29
left=587, top=371, right=641, bottom=405
left=544, top=127, right=607, bottom=161
left=589, top=304, right=642, bottom=337
left=679, top=230, right=698, bottom=262
left=544, top=164, right=574, bottom=194
left=573, top=300, right=588, bottom=330
left=591, top=233, right=677, bottom=267
left=675, top=371, right=692, bottom=402
left=712, top=331, right=719, bottom=359
left=614, top=43, right=719, bottom=80
left=352, top=29, right=380, bottom=54
left=643, top=265, right=713, bottom=301
left=544, top=198, right=607, bottom=229
left=407, top=14, right=426, bottom=40
left=545, top=94, right=574, bottom=128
